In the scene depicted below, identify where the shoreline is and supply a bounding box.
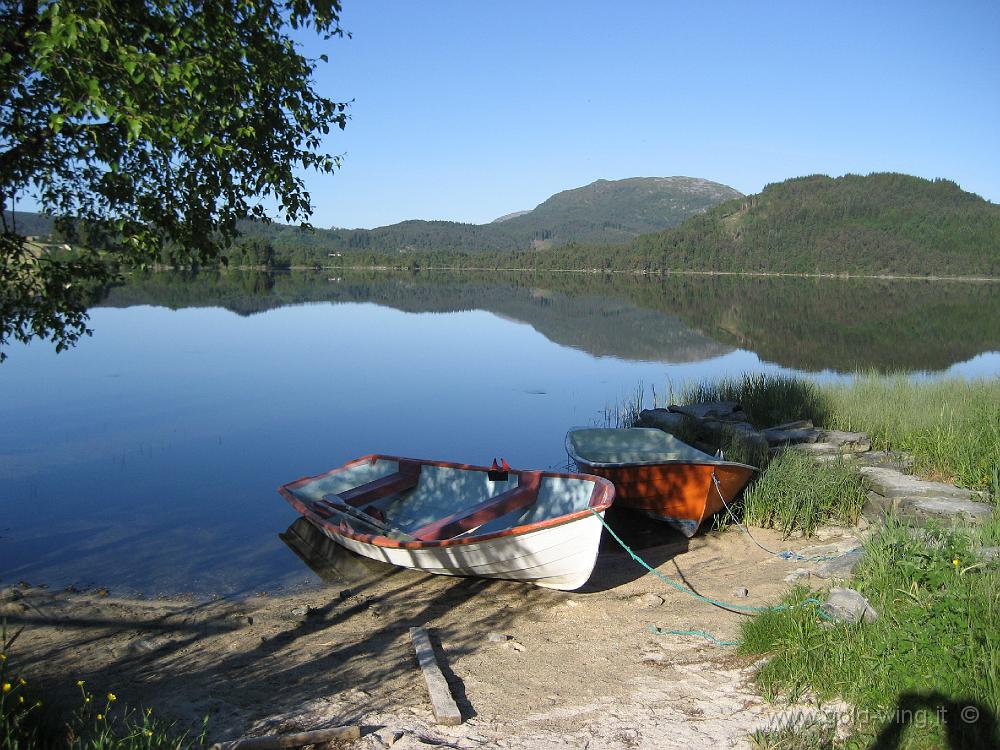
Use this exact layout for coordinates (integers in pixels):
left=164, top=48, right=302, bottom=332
left=144, top=264, right=1000, bottom=283
left=1, top=520, right=864, bottom=749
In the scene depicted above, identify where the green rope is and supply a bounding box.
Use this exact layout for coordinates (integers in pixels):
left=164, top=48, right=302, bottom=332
left=589, top=508, right=833, bottom=644
left=648, top=626, right=740, bottom=646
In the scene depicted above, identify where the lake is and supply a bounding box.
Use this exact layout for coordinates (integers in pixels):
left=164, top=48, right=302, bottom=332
left=2, top=270, right=998, bottom=596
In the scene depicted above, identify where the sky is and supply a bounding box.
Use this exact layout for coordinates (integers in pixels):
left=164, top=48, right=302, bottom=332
left=293, top=0, right=1000, bottom=229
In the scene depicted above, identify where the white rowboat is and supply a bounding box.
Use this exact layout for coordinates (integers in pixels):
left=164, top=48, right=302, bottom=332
left=279, top=454, right=616, bottom=590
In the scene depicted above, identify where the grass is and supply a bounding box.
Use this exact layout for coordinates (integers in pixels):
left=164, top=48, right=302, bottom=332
left=739, top=518, right=1000, bottom=750
left=679, top=373, right=831, bottom=429
left=1, top=627, right=207, bottom=750
left=737, top=451, right=867, bottom=537
left=820, top=374, right=1000, bottom=494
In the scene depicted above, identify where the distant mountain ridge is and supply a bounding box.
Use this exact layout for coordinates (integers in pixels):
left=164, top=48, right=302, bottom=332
left=239, top=175, right=741, bottom=254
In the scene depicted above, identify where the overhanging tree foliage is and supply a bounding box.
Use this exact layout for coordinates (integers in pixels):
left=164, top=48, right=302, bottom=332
left=0, top=0, right=349, bottom=360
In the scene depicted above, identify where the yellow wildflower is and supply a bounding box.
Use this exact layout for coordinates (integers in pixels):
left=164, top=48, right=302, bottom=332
left=953, top=559, right=960, bottom=567
left=97, top=714, right=103, bottom=720
left=18, top=678, right=26, bottom=685
left=2, top=683, right=11, bottom=693
left=0, top=653, right=6, bottom=660
left=18, top=696, right=24, bottom=704
left=77, top=679, right=85, bottom=687
left=107, top=692, right=117, bottom=702
left=145, top=730, right=153, bottom=736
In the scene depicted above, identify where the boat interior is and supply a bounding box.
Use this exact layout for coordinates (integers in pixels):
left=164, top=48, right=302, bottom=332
left=567, top=427, right=719, bottom=467
left=284, top=457, right=600, bottom=543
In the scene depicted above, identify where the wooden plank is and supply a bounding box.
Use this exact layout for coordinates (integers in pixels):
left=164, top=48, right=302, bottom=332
left=410, top=472, right=542, bottom=541
left=409, top=626, right=463, bottom=726
left=336, top=460, right=422, bottom=508
left=210, top=724, right=360, bottom=750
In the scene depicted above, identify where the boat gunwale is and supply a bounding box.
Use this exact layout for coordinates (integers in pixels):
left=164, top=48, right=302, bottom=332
left=564, top=428, right=759, bottom=472
left=278, top=453, right=615, bottom=550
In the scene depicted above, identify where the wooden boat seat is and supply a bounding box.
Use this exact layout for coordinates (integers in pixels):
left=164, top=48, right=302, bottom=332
left=329, top=460, right=422, bottom=509
left=410, top=471, right=543, bottom=542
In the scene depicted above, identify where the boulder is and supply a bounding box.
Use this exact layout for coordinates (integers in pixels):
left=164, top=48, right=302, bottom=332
left=896, top=497, right=994, bottom=527
left=821, top=587, right=878, bottom=624
left=762, top=426, right=822, bottom=446
left=858, top=466, right=981, bottom=500
left=812, top=549, right=864, bottom=581
left=818, top=430, right=871, bottom=453
left=668, top=401, right=749, bottom=423
left=637, top=408, right=694, bottom=435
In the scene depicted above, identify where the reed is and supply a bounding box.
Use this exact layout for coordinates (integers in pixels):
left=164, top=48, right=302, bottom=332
left=738, top=451, right=866, bottom=536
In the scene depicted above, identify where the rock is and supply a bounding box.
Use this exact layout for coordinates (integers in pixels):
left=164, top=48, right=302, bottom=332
left=817, top=430, right=871, bottom=453
left=864, top=490, right=993, bottom=528
left=858, top=467, right=981, bottom=500
left=486, top=631, right=511, bottom=644
left=508, top=639, right=526, bottom=652
left=668, top=401, right=748, bottom=422
left=853, top=450, right=915, bottom=470
left=629, top=593, right=665, bottom=608
left=767, top=420, right=815, bottom=431
left=762, top=426, right=822, bottom=446
left=640, top=651, right=666, bottom=664
left=128, top=638, right=159, bottom=654
left=897, top=497, right=994, bottom=527
left=812, top=548, right=864, bottom=581
left=637, top=408, right=696, bottom=435
left=784, top=568, right=811, bottom=583
left=563, top=599, right=579, bottom=608
left=789, top=442, right=845, bottom=457
left=732, top=587, right=749, bottom=598
left=976, top=547, right=1000, bottom=564
left=855, top=514, right=871, bottom=531
left=821, top=587, right=877, bottom=624
left=291, top=606, right=310, bottom=617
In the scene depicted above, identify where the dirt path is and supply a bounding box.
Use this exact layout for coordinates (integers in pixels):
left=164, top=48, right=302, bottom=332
left=2, top=516, right=861, bottom=749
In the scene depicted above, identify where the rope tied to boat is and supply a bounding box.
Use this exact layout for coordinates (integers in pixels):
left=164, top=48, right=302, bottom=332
left=586, top=508, right=834, bottom=645
left=710, top=472, right=842, bottom=562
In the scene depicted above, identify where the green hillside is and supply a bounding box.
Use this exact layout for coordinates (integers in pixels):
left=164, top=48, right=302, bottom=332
left=627, top=173, right=1000, bottom=276
left=234, top=176, right=740, bottom=257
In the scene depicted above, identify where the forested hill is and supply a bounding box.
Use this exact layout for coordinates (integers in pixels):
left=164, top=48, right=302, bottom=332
left=623, top=173, right=1000, bottom=276
left=236, top=176, right=741, bottom=254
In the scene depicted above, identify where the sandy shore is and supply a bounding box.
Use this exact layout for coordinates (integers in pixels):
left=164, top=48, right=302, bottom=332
left=1, top=515, right=863, bottom=749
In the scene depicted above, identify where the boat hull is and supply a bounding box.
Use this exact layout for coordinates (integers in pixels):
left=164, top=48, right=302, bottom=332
left=312, top=510, right=607, bottom=590
left=577, top=461, right=754, bottom=537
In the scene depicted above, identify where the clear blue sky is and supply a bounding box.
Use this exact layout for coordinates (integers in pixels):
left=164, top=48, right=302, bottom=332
left=295, top=0, right=1000, bottom=229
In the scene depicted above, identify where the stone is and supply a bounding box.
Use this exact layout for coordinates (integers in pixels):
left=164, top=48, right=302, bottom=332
left=291, top=606, right=310, bottom=616
left=821, top=587, right=877, bottom=624
left=976, top=547, right=1000, bottom=563
left=631, top=593, right=665, bottom=608
left=486, top=631, right=511, bottom=643
left=668, top=401, right=747, bottom=422
left=767, top=420, right=815, bottom=431
left=784, top=568, right=811, bottom=583
left=897, top=496, right=993, bottom=527
left=812, top=548, right=864, bottom=581
left=853, top=450, right=915, bottom=470
left=128, top=638, right=159, bottom=654
left=637, top=408, right=695, bottom=435
left=732, top=587, right=749, bottom=598
left=640, top=651, right=666, bottom=664
left=817, top=430, right=871, bottom=453
left=508, top=639, right=526, bottom=652
left=858, top=466, right=981, bottom=500
left=762, top=426, right=822, bottom=446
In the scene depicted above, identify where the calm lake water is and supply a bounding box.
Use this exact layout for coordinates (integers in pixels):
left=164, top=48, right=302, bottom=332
left=2, top=270, right=998, bottom=596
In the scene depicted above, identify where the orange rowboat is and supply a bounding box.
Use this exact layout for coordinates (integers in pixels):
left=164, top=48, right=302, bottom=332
left=566, top=428, right=757, bottom=537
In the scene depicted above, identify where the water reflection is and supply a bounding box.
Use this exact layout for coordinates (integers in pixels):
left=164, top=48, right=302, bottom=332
left=97, top=269, right=1000, bottom=372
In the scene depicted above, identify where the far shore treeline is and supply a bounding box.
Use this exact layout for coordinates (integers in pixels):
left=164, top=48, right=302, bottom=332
left=11, top=172, right=1000, bottom=278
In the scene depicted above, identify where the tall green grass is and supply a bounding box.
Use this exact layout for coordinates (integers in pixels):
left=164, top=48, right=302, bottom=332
left=680, top=373, right=831, bottom=429
left=738, top=451, right=867, bottom=536
left=740, top=518, right=1000, bottom=749
left=821, top=374, right=1000, bottom=493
